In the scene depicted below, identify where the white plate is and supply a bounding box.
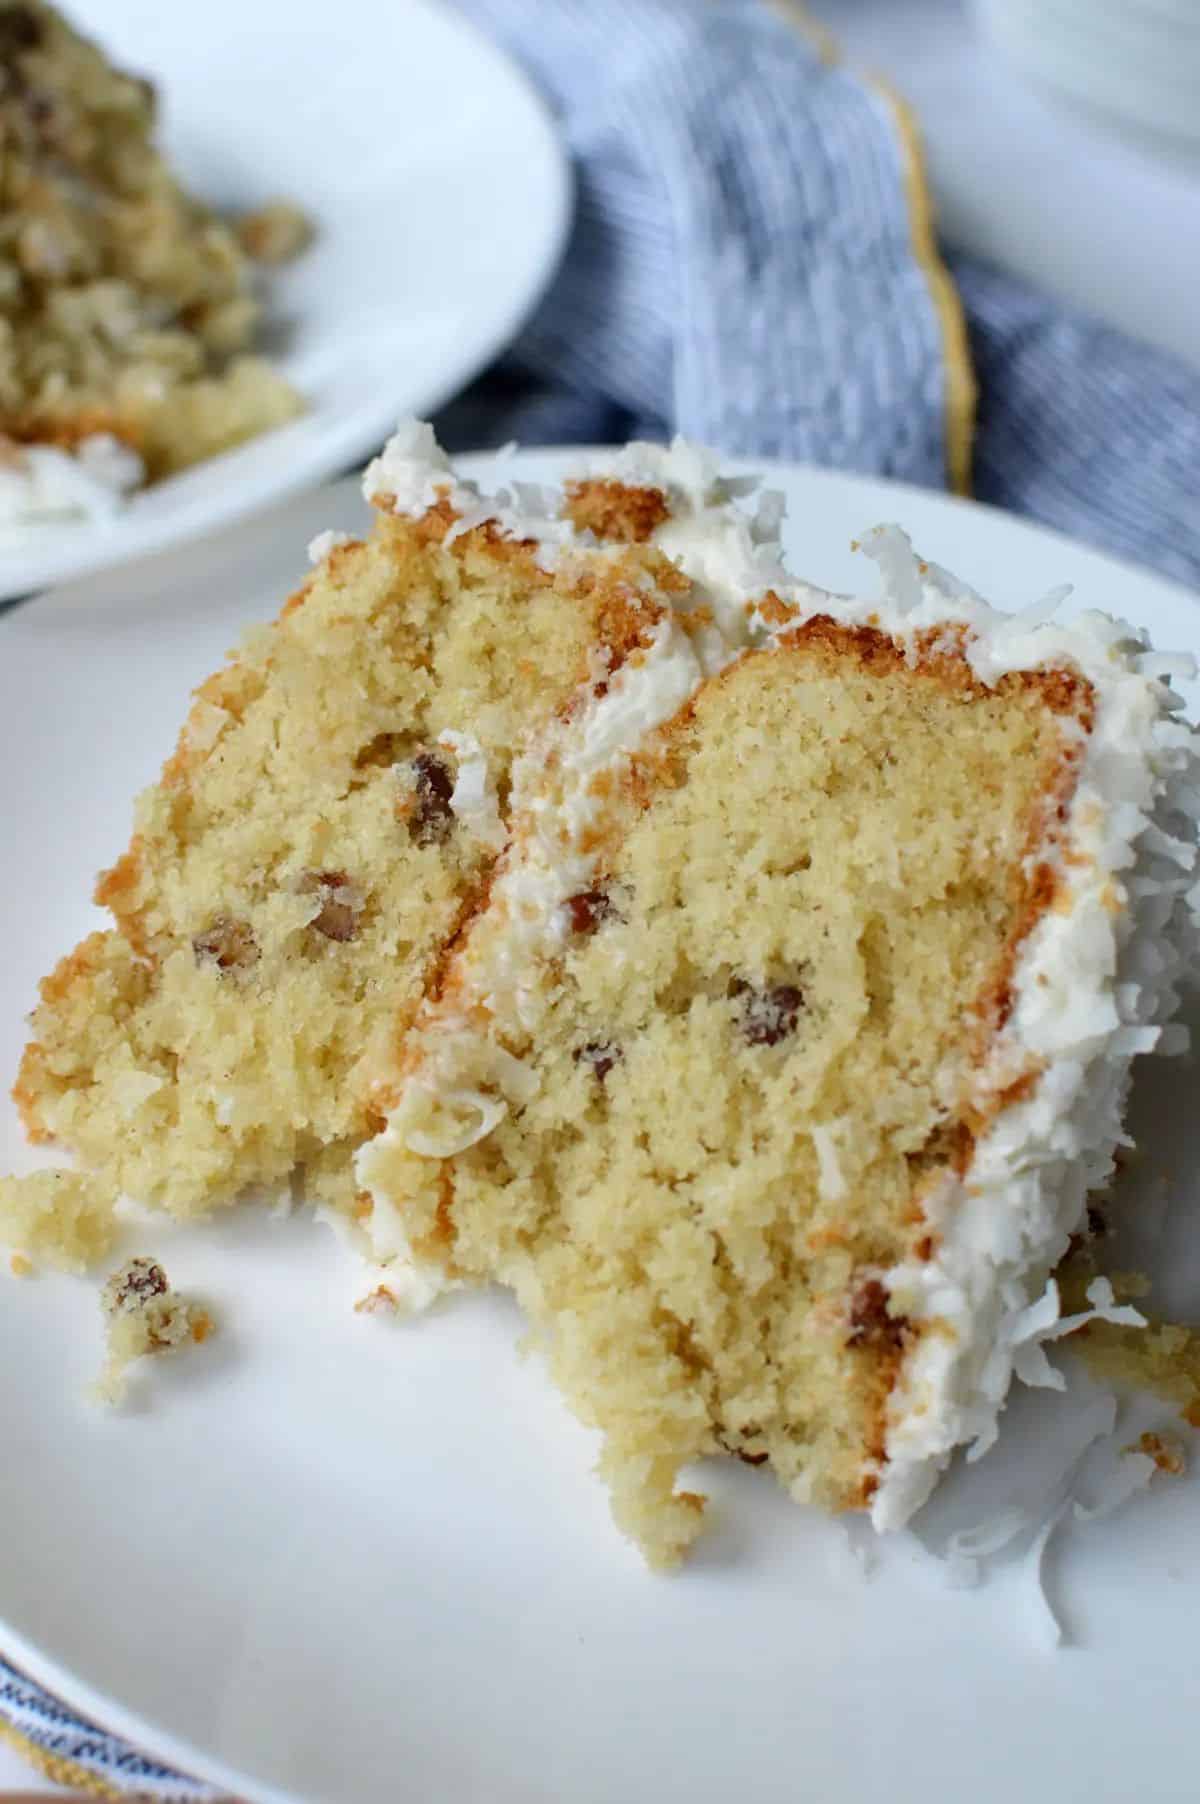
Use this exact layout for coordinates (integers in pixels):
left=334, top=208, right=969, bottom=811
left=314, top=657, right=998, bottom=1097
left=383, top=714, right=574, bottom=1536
left=976, top=0, right=1200, bottom=147
left=2, top=455, right=1200, bottom=1804
left=814, top=0, right=1200, bottom=375
left=0, top=0, right=568, bottom=602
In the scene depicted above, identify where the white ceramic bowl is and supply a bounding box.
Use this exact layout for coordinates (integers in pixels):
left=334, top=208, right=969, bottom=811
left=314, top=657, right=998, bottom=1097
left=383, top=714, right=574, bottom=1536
left=0, top=0, right=570, bottom=601
left=976, top=0, right=1200, bottom=149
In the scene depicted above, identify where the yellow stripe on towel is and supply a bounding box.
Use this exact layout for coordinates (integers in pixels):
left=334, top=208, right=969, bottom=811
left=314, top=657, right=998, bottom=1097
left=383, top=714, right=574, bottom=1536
left=767, top=0, right=978, bottom=495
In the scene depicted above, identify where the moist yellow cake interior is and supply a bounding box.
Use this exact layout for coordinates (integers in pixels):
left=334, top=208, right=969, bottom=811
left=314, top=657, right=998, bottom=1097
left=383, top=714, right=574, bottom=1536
left=13, top=510, right=674, bottom=1242
left=372, top=626, right=1089, bottom=1565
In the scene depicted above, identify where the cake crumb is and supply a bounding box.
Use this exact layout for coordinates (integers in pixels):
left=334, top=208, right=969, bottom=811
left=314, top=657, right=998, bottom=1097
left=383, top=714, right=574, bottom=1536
left=235, top=200, right=313, bottom=265
left=9, top=1252, right=32, bottom=1277
left=0, top=1168, right=117, bottom=1272
left=1076, top=1314, right=1200, bottom=1426
left=1131, top=1431, right=1186, bottom=1477
left=355, top=1284, right=398, bottom=1316
left=93, top=1256, right=213, bottom=1405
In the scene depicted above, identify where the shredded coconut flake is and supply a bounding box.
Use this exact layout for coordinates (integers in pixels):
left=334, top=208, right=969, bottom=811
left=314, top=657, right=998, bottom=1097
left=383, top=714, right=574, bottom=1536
left=0, top=432, right=143, bottom=532
left=859, top=527, right=1200, bottom=1529
left=438, top=730, right=506, bottom=851
left=810, top=1123, right=846, bottom=1202
left=307, top=528, right=351, bottom=565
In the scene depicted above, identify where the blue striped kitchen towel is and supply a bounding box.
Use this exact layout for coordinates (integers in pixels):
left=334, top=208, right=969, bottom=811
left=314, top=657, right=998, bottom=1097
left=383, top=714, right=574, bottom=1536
left=0, top=1655, right=216, bottom=1799
left=4, top=0, right=1197, bottom=1796
left=437, top=0, right=1200, bottom=590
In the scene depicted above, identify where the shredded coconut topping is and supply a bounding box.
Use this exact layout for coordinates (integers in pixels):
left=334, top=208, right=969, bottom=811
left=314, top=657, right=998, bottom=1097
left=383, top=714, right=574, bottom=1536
left=838, top=530, right=1200, bottom=1529
left=307, top=528, right=351, bottom=565
left=437, top=730, right=506, bottom=852
left=0, top=432, right=143, bottom=532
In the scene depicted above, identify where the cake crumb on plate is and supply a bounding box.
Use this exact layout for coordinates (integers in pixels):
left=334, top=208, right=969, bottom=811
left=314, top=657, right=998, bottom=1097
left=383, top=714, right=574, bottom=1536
left=93, top=1255, right=213, bottom=1406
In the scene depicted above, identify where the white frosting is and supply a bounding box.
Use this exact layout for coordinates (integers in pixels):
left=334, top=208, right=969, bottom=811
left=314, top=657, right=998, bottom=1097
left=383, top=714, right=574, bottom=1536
left=0, top=432, right=143, bottom=532
left=307, top=528, right=351, bottom=565
left=361, top=420, right=788, bottom=625
left=363, top=417, right=575, bottom=568
left=437, top=730, right=505, bottom=851
left=361, top=417, right=477, bottom=518
left=593, top=438, right=790, bottom=641
left=817, top=529, right=1200, bottom=1530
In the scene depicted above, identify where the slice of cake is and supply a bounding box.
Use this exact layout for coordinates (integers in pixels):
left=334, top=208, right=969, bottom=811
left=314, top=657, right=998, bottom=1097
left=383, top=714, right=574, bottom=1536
left=3, top=424, right=771, bottom=1263
left=358, top=520, right=1200, bottom=1565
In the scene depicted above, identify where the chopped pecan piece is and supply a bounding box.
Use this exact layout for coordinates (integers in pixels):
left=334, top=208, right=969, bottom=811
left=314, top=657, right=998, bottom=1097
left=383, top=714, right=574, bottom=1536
left=407, top=751, right=455, bottom=847
left=565, top=887, right=617, bottom=934
left=192, top=916, right=259, bottom=972
left=297, top=870, right=363, bottom=942
left=103, top=1256, right=168, bottom=1316
left=574, top=1041, right=622, bottom=1081
left=730, top=978, right=804, bottom=1047
left=846, top=1277, right=907, bottom=1352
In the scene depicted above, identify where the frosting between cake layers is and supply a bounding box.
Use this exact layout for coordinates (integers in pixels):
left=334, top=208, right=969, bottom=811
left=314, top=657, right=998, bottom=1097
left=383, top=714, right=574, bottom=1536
left=355, top=610, right=738, bottom=1268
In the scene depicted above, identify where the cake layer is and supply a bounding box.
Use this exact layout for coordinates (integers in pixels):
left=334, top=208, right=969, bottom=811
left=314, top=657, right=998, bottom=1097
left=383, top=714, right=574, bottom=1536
left=5, top=424, right=793, bottom=1266
left=358, top=495, right=1200, bottom=1565
left=360, top=616, right=1094, bottom=1562
left=10, top=428, right=726, bottom=1249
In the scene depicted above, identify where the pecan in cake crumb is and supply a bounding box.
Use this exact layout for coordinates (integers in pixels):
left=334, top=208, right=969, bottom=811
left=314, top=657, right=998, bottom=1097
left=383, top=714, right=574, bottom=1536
left=730, top=978, right=805, bottom=1046
left=103, top=1254, right=168, bottom=1313
left=193, top=916, right=259, bottom=972
left=847, top=1278, right=908, bottom=1352
left=565, top=887, right=616, bottom=934
left=574, top=1041, right=622, bottom=1081
left=94, top=1255, right=213, bottom=1405
left=298, top=869, right=364, bottom=942
left=406, top=751, right=456, bottom=846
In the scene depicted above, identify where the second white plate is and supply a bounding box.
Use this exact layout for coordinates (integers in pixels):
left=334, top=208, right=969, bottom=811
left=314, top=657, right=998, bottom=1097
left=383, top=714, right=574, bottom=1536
left=0, top=0, right=569, bottom=601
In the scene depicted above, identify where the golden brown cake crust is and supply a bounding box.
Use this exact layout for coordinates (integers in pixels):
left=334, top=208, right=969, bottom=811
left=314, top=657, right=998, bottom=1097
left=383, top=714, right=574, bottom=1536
left=564, top=478, right=672, bottom=543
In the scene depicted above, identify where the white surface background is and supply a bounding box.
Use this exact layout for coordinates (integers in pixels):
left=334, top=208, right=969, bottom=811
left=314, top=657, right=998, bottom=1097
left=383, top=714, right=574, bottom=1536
left=811, top=0, right=1200, bottom=371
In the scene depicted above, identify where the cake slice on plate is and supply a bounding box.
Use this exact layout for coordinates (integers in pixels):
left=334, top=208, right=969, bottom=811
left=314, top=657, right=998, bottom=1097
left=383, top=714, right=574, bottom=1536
left=4, top=424, right=775, bottom=1264
left=3, top=426, right=1196, bottom=1567
left=358, top=514, right=1200, bottom=1565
